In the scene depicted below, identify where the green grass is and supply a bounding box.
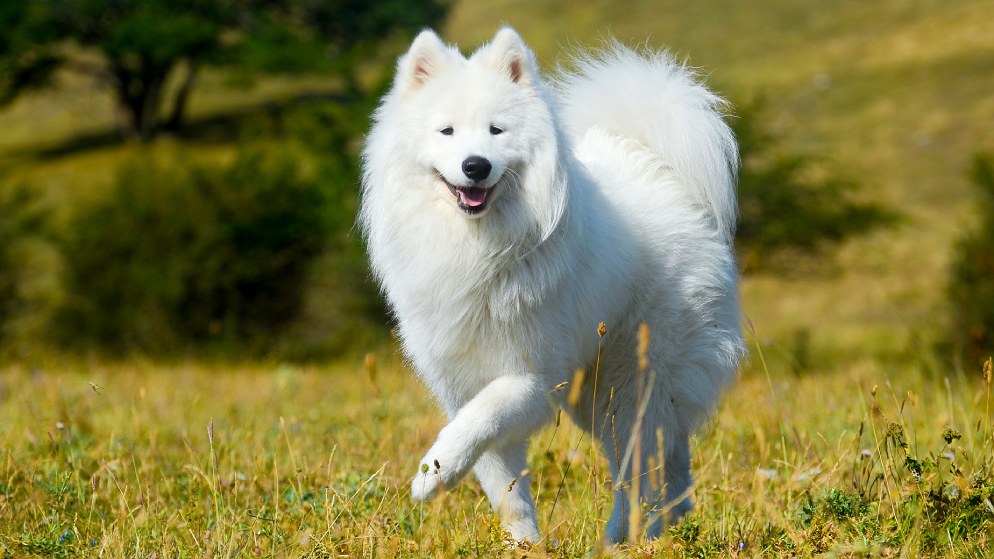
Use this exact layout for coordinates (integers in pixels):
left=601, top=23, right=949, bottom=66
left=0, top=350, right=991, bottom=557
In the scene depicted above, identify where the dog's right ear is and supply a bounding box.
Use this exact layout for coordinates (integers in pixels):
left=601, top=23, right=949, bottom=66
left=398, top=30, right=450, bottom=91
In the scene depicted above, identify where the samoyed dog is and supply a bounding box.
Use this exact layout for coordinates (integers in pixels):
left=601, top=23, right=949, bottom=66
left=360, top=27, right=744, bottom=544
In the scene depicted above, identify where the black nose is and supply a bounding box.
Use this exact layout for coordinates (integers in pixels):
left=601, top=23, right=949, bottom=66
left=462, top=156, right=492, bottom=182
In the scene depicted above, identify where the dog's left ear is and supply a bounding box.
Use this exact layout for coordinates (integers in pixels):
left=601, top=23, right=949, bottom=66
left=482, top=27, right=536, bottom=87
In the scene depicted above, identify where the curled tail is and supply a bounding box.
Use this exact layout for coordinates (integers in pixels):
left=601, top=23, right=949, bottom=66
left=555, top=43, right=739, bottom=242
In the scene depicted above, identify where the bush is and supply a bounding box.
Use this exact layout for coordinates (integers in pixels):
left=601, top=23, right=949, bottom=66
left=948, top=153, right=994, bottom=367
left=232, top=98, right=389, bottom=358
left=733, top=98, right=897, bottom=271
left=0, top=183, right=51, bottom=350
left=57, top=150, right=332, bottom=353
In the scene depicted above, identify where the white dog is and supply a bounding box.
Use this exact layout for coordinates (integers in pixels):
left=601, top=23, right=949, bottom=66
left=360, top=27, right=744, bottom=544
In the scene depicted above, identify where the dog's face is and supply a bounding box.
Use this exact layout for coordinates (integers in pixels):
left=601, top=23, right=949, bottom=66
left=394, top=29, right=546, bottom=218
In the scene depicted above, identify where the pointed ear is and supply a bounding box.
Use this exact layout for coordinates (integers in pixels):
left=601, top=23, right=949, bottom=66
left=398, top=30, right=450, bottom=91
left=483, top=27, right=536, bottom=87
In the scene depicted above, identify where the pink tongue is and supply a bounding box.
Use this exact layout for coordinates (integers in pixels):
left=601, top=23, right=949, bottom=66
left=458, top=187, right=488, bottom=207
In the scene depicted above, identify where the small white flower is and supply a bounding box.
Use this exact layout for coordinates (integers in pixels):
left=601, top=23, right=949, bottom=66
left=756, top=468, right=777, bottom=480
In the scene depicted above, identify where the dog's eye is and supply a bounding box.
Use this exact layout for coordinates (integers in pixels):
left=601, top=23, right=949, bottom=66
left=489, top=125, right=504, bottom=135
left=440, top=126, right=454, bottom=136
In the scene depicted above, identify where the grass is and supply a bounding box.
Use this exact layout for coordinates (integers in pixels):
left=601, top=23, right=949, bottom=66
left=0, top=349, right=991, bottom=557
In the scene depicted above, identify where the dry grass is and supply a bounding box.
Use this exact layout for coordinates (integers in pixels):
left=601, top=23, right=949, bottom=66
left=0, top=346, right=991, bottom=557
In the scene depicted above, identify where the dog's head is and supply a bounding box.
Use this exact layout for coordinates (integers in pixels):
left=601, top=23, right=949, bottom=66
left=383, top=28, right=557, bottom=220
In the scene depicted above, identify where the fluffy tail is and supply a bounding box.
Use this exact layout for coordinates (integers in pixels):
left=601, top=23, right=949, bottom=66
left=555, top=43, right=738, bottom=242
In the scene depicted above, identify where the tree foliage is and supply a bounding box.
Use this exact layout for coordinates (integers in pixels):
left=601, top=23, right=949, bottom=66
left=0, top=0, right=447, bottom=139
left=733, top=98, right=897, bottom=271
left=948, top=153, right=994, bottom=367
left=0, top=184, right=49, bottom=348
left=57, top=150, right=332, bottom=352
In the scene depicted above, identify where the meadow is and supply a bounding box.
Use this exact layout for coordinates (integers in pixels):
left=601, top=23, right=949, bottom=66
left=0, top=352, right=991, bottom=557
left=1, top=0, right=994, bottom=556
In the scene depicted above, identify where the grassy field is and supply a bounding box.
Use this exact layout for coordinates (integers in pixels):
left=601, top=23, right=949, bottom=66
left=2, top=0, right=994, bottom=556
left=0, top=354, right=991, bottom=557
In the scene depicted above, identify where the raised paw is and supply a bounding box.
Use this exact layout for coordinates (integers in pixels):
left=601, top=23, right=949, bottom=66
left=410, top=462, right=444, bottom=501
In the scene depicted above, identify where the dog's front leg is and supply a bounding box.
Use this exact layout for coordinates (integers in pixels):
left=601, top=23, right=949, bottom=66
left=474, top=439, right=540, bottom=542
left=411, top=374, right=551, bottom=502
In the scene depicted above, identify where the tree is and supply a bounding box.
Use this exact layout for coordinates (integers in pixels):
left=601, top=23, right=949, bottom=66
left=948, top=153, right=994, bottom=367
left=0, top=0, right=447, bottom=140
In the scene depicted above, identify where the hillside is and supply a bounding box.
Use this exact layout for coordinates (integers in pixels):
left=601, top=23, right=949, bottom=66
left=445, top=0, right=994, bottom=371
left=1, top=0, right=993, bottom=370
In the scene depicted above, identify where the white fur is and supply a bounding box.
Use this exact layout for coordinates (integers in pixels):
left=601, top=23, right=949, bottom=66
left=360, top=27, right=745, bottom=544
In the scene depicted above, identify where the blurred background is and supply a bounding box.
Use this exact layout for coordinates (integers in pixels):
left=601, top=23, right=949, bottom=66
left=1, top=0, right=992, bottom=373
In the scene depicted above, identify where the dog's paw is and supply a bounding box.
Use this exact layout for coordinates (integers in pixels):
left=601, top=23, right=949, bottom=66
left=410, top=463, right=444, bottom=501
left=663, top=497, right=693, bottom=528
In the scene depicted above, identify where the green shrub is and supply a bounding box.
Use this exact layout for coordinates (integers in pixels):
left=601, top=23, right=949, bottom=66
left=245, top=99, right=390, bottom=358
left=733, top=98, right=898, bottom=271
left=948, top=153, right=994, bottom=367
left=0, top=184, right=47, bottom=347
left=57, top=150, right=332, bottom=353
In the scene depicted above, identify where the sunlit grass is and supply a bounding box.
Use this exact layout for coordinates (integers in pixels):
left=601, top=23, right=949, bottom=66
left=0, top=347, right=990, bottom=557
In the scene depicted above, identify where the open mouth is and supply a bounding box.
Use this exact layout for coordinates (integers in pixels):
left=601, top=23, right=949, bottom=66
left=438, top=173, right=495, bottom=215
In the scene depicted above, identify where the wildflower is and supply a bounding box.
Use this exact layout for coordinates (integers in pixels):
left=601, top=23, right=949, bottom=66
left=756, top=467, right=777, bottom=479
left=942, top=426, right=962, bottom=444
